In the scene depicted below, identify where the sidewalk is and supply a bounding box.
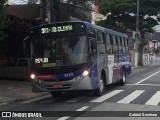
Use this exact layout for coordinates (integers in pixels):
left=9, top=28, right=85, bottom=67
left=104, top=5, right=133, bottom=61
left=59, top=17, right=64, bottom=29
left=0, top=80, right=49, bottom=105
left=0, top=60, right=152, bottom=106
left=131, top=60, right=152, bottom=71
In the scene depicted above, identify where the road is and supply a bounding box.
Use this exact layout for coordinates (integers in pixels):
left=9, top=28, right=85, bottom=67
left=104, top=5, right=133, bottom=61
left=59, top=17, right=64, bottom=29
left=1, top=57, right=160, bottom=120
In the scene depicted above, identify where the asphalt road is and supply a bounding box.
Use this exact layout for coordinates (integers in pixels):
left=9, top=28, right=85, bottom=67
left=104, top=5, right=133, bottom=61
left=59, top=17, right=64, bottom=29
left=1, top=57, right=160, bottom=120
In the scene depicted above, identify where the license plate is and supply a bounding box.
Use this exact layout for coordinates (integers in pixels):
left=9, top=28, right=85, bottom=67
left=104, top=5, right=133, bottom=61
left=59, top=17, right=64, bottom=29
left=53, top=84, right=63, bottom=88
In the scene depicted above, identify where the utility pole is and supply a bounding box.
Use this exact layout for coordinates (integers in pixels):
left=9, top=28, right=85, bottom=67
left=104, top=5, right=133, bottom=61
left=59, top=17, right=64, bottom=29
left=134, top=0, right=140, bottom=67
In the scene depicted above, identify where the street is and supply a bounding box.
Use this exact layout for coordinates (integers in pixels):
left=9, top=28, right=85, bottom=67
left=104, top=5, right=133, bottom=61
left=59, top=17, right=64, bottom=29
left=1, top=57, right=160, bottom=120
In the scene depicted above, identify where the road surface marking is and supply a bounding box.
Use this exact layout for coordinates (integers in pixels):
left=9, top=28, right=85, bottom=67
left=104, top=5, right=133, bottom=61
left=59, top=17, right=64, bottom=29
left=90, top=90, right=123, bottom=102
left=76, top=106, right=89, bottom=111
left=135, top=71, right=160, bottom=84
left=126, top=84, right=160, bottom=87
left=21, top=94, right=51, bottom=103
left=57, top=106, right=89, bottom=120
left=66, top=96, right=86, bottom=102
left=117, top=90, right=145, bottom=104
left=145, top=91, right=160, bottom=105
left=57, top=116, right=70, bottom=120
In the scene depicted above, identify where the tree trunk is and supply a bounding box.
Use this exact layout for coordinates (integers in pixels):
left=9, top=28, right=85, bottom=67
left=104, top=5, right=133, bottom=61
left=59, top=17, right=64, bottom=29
left=138, top=31, right=144, bottom=66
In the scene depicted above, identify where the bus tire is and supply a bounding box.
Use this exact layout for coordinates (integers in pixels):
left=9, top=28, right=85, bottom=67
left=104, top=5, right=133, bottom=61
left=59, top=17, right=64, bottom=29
left=93, top=74, right=105, bottom=96
left=119, top=69, right=126, bottom=85
left=50, top=91, right=62, bottom=97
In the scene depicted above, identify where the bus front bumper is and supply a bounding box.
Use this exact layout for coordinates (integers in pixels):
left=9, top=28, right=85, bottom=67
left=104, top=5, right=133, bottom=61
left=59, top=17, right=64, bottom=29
left=31, top=76, right=93, bottom=92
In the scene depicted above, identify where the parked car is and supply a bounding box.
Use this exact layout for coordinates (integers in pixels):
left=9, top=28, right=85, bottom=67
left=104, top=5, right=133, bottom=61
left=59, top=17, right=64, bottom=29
left=0, top=58, right=30, bottom=80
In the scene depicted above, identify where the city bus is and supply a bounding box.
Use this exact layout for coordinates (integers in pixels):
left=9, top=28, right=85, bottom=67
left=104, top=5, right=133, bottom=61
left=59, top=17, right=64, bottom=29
left=25, top=21, right=131, bottom=97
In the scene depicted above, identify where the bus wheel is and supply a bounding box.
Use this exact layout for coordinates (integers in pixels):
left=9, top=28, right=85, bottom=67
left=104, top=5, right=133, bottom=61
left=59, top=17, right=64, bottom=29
left=50, top=91, right=62, bottom=97
left=93, top=75, right=105, bottom=96
left=119, top=70, right=126, bottom=85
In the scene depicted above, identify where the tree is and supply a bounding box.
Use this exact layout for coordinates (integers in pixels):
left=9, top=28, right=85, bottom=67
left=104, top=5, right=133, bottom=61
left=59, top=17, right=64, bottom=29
left=96, top=0, right=160, bottom=66
left=26, top=0, right=95, bottom=22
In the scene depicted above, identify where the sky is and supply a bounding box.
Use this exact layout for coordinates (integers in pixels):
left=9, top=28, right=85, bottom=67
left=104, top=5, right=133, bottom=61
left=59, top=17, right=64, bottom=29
left=7, top=0, right=28, bottom=5
left=7, top=0, right=40, bottom=5
left=7, top=0, right=160, bottom=32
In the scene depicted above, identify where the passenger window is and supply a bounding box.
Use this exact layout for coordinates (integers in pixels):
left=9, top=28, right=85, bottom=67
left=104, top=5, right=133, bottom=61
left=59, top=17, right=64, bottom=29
left=113, top=36, right=116, bottom=45
left=109, top=35, right=113, bottom=44
left=107, top=45, right=113, bottom=54
left=97, top=31, right=103, bottom=43
left=90, top=38, right=97, bottom=56
left=106, top=34, right=113, bottom=54
left=122, top=38, right=125, bottom=46
left=125, top=39, right=129, bottom=46
left=115, top=36, right=118, bottom=45
left=120, top=38, right=122, bottom=45
left=106, top=34, right=110, bottom=44
left=97, top=32, right=106, bottom=54
left=126, top=47, right=129, bottom=53
left=117, top=37, right=121, bottom=45
left=113, top=45, right=118, bottom=54
left=119, top=46, right=122, bottom=53
left=99, top=44, right=106, bottom=54
left=123, top=47, right=126, bottom=53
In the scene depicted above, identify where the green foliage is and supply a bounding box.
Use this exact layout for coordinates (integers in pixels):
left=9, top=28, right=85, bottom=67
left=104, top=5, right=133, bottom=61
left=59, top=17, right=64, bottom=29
left=97, top=0, right=160, bottom=33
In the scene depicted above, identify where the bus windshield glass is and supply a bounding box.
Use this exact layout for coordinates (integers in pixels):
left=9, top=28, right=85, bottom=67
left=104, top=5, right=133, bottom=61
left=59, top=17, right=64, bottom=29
left=32, top=34, right=89, bottom=67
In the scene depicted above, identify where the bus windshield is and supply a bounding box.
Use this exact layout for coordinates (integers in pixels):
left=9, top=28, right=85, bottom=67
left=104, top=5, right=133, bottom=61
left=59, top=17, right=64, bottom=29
left=32, top=34, right=89, bottom=67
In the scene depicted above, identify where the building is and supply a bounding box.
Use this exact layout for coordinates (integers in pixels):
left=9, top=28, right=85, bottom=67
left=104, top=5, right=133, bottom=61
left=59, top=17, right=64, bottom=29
left=0, top=4, right=41, bottom=58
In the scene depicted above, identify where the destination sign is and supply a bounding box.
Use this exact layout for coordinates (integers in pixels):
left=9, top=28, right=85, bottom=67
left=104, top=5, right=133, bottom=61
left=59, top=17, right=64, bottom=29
left=41, top=25, right=73, bottom=34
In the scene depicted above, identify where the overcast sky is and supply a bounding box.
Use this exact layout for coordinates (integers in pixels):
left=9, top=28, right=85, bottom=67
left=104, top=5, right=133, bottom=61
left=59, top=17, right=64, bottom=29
left=8, top=0, right=40, bottom=5
left=8, top=0, right=28, bottom=4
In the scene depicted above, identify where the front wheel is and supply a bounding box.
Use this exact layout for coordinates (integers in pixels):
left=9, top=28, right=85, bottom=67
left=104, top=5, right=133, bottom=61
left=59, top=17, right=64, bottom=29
left=93, top=75, right=106, bottom=96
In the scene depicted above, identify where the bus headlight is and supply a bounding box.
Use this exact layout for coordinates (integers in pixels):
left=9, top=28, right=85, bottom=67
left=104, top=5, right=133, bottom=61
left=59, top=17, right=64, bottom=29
left=74, top=69, right=90, bottom=80
left=82, top=70, right=89, bottom=77
left=30, top=73, right=36, bottom=79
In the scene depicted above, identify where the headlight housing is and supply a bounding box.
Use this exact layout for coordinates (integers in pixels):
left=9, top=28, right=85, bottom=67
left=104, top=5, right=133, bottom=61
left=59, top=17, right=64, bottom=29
left=75, top=69, right=90, bottom=80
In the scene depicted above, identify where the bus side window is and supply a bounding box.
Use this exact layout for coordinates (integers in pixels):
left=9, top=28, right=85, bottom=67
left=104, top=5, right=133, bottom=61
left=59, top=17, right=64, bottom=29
left=90, top=38, right=97, bottom=56
left=89, top=29, right=96, bottom=38
left=122, top=38, right=126, bottom=53
left=112, top=36, right=118, bottom=54
left=89, top=29, right=97, bottom=57
left=98, top=32, right=106, bottom=54
left=106, top=34, right=113, bottom=54
left=117, top=36, right=121, bottom=53
left=125, top=39, right=129, bottom=53
left=90, top=37, right=97, bottom=62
